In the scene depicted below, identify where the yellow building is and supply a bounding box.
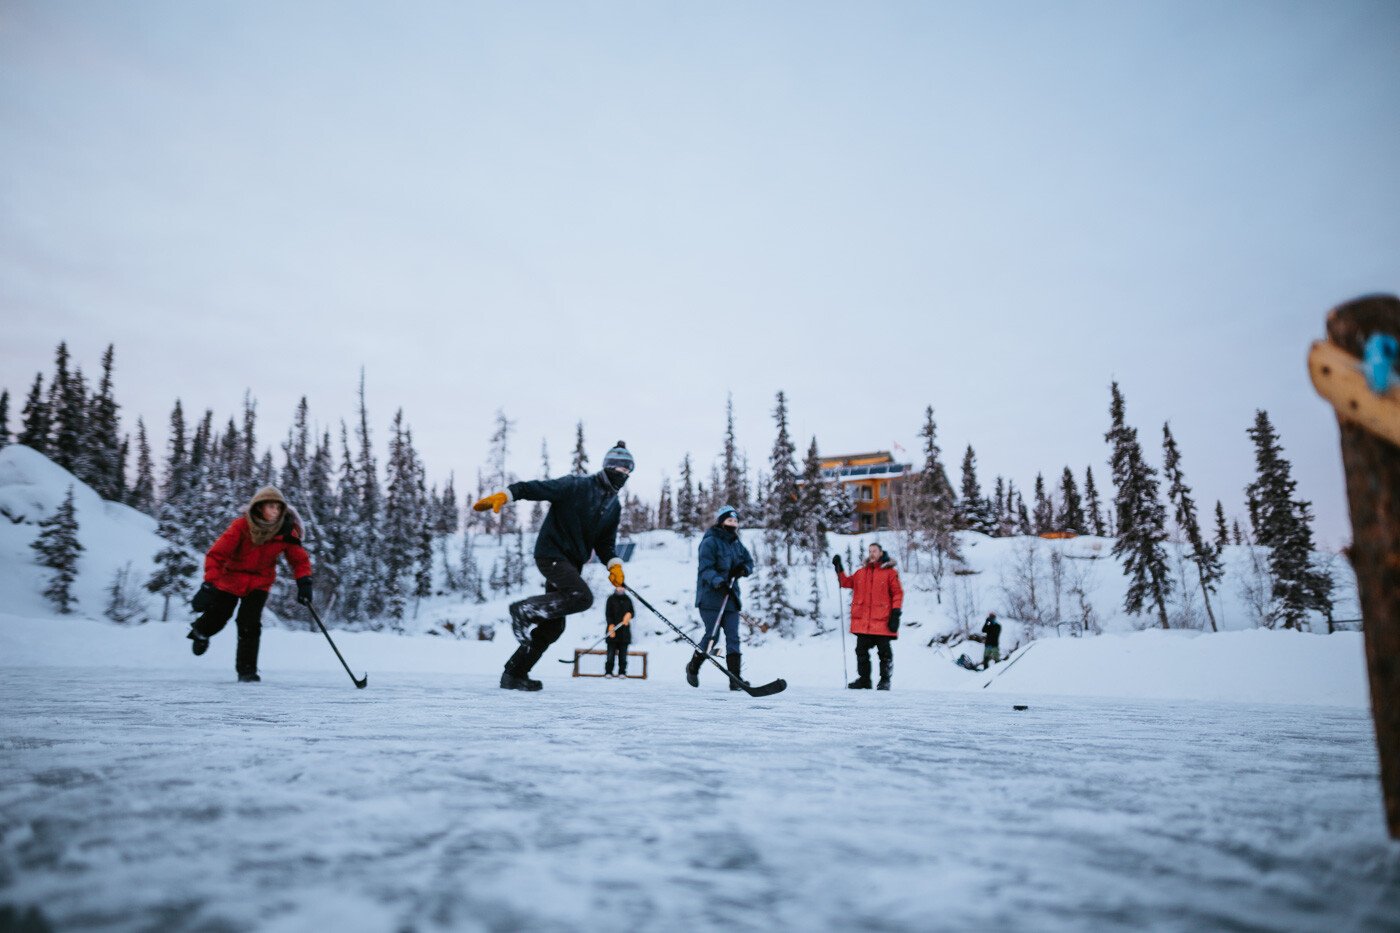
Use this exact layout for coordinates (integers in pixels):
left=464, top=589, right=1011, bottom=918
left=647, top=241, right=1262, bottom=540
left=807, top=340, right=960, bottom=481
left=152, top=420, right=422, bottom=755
left=817, top=451, right=912, bottom=532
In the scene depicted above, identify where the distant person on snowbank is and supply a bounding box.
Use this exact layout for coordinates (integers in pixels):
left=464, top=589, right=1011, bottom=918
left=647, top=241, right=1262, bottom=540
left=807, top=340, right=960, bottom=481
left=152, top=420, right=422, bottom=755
left=187, top=486, right=314, bottom=683
left=604, top=586, right=634, bottom=677
left=474, top=442, right=632, bottom=692
left=687, top=505, right=754, bottom=690
left=834, top=543, right=904, bottom=690
left=981, top=612, right=1002, bottom=670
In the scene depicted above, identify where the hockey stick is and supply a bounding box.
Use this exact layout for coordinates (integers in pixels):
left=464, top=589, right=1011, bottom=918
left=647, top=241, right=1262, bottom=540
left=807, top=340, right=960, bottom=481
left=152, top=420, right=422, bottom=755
left=625, top=584, right=786, bottom=697
left=833, top=561, right=850, bottom=686
left=307, top=603, right=368, bottom=689
left=981, top=641, right=1035, bottom=689
left=558, top=630, right=612, bottom=663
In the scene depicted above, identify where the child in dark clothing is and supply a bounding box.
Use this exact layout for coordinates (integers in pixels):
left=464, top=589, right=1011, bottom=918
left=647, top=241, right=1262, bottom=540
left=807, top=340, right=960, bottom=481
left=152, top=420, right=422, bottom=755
left=604, top=586, right=634, bottom=677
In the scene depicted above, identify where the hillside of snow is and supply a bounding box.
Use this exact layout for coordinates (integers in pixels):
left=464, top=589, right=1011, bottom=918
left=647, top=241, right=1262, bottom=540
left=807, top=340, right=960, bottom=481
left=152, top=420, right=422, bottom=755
left=0, top=445, right=1369, bottom=708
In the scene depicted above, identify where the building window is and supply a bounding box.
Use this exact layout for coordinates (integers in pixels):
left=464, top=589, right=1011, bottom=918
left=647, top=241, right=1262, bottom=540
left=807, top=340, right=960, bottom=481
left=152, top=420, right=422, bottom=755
left=878, top=482, right=886, bottom=498
left=860, top=485, right=874, bottom=501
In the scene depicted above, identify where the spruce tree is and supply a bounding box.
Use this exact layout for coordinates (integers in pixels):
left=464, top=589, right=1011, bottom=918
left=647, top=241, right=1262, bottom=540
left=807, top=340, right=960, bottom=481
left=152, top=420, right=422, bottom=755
left=1083, top=466, right=1106, bottom=537
left=766, top=391, right=801, bottom=561
left=0, top=388, right=9, bottom=447
left=1057, top=467, right=1086, bottom=535
left=280, top=397, right=313, bottom=515
left=991, top=476, right=1007, bottom=536
left=1213, top=501, right=1230, bottom=552
left=1161, top=423, right=1221, bottom=631
left=657, top=477, right=674, bottom=530
left=19, top=374, right=49, bottom=453
left=129, top=418, right=157, bottom=515
left=676, top=454, right=698, bottom=538
left=957, top=446, right=995, bottom=534
left=353, top=374, right=385, bottom=621
left=33, top=486, right=83, bottom=614
left=722, top=393, right=744, bottom=509
left=85, top=344, right=123, bottom=500
left=381, top=410, right=416, bottom=621
left=438, top=471, right=460, bottom=536
left=1246, top=410, right=1330, bottom=628
left=1032, top=473, right=1054, bottom=534
left=915, top=406, right=961, bottom=576
left=798, top=437, right=830, bottom=556
left=48, top=343, right=84, bottom=472
left=147, top=501, right=199, bottom=621
left=1105, top=382, right=1172, bottom=629
left=571, top=421, right=589, bottom=474
left=758, top=527, right=797, bottom=637
left=161, top=400, right=188, bottom=506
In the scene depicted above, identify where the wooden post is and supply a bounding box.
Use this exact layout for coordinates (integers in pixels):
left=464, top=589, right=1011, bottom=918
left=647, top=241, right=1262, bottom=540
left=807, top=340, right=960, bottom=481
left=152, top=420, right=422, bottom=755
left=1311, top=294, right=1400, bottom=839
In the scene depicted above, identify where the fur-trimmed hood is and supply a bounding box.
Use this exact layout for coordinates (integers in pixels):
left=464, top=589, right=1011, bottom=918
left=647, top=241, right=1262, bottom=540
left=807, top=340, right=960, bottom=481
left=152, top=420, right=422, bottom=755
left=246, top=486, right=304, bottom=546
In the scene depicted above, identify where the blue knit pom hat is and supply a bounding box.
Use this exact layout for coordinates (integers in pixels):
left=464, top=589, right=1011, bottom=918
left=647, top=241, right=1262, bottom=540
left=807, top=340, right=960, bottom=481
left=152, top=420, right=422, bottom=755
left=715, top=504, right=739, bottom=524
left=602, top=441, right=634, bottom=473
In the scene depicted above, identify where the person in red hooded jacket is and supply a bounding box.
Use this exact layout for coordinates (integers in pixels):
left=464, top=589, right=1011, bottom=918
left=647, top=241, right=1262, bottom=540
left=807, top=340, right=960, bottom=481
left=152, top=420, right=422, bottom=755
left=833, top=543, right=904, bottom=690
left=186, top=486, right=314, bottom=683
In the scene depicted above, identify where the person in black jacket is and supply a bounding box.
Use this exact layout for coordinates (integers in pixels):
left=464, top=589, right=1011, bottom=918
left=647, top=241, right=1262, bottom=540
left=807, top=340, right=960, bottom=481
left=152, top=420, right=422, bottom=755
left=604, top=586, right=634, bottom=677
left=981, top=612, right=1002, bottom=670
left=474, top=441, right=633, bottom=691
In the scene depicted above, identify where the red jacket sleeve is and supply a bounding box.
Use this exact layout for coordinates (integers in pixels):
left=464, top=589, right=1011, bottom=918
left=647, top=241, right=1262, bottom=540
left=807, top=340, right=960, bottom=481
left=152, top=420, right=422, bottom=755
left=888, top=569, right=904, bottom=609
left=837, top=570, right=855, bottom=590
left=284, top=532, right=313, bottom=580
left=205, top=518, right=244, bottom=582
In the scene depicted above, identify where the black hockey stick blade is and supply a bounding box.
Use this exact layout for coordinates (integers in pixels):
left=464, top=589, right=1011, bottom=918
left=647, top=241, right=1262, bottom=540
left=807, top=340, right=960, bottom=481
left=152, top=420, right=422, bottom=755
left=354, top=673, right=368, bottom=689
left=742, top=677, right=787, bottom=697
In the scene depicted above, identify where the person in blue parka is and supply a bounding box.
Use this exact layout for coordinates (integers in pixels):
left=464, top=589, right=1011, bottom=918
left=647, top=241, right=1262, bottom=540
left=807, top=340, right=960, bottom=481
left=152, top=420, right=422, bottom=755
left=687, top=504, right=755, bottom=690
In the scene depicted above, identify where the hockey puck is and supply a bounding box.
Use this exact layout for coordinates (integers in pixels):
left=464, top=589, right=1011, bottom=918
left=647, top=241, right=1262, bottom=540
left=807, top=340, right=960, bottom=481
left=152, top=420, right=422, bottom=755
left=1013, top=705, right=1029, bottom=711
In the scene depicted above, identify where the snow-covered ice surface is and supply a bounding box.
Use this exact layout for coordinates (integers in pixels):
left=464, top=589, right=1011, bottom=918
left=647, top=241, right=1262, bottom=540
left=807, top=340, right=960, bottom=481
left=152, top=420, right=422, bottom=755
left=3, top=667, right=1398, bottom=932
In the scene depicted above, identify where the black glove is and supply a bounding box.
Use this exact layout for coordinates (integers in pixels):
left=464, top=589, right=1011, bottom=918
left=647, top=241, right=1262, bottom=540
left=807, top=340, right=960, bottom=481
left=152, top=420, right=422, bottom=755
left=728, top=564, right=750, bottom=580
left=296, top=577, right=314, bottom=607
left=888, top=608, right=902, bottom=633
left=191, top=582, right=217, bottom=613
left=832, top=555, right=844, bottom=574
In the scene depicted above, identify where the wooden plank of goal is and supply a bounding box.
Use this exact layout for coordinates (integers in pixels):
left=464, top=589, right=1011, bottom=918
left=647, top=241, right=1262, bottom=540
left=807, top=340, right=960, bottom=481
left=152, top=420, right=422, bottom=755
left=571, top=648, right=648, bottom=679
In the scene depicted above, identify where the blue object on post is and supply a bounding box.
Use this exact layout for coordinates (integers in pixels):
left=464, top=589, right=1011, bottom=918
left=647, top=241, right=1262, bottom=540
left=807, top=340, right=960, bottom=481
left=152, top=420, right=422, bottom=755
left=1362, top=333, right=1399, bottom=394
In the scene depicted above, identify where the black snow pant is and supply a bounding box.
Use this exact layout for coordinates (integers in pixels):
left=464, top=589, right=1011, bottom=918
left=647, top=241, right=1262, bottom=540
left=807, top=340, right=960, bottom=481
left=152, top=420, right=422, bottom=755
left=506, top=557, right=593, bottom=676
left=193, top=588, right=270, bottom=678
left=855, top=633, right=894, bottom=683
left=605, top=638, right=630, bottom=676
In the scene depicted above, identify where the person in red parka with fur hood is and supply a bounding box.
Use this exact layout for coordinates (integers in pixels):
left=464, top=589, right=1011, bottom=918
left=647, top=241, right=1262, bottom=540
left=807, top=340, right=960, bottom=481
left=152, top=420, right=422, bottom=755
left=833, top=543, right=904, bottom=690
left=187, top=486, right=314, bottom=682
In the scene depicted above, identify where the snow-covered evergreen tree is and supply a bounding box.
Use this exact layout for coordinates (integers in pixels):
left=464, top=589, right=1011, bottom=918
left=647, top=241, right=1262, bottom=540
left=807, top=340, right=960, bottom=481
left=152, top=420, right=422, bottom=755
left=766, top=391, right=800, bottom=560
left=1083, top=466, right=1106, bottom=537
left=33, top=486, right=83, bottom=614
left=657, top=477, right=674, bottom=530
left=459, top=528, right=485, bottom=603
left=47, top=343, right=85, bottom=474
left=128, top=418, right=157, bottom=515
left=85, top=345, right=123, bottom=501
left=147, top=501, right=199, bottom=622
left=0, top=388, right=9, bottom=447
left=1105, top=382, right=1172, bottom=629
left=676, top=454, right=698, bottom=539
left=1057, top=467, right=1087, bottom=535
left=1246, top=410, right=1330, bottom=629
left=19, top=374, right=49, bottom=453
left=381, top=410, right=417, bottom=622
left=722, top=393, right=745, bottom=511
left=957, top=445, right=995, bottom=534
left=1032, top=473, right=1054, bottom=534
left=1213, top=501, right=1230, bottom=552
left=758, top=527, right=797, bottom=637
left=1162, top=423, right=1222, bottom=631
left=571, top=421, right=589, bottom=475
left=912, top=407, right=961, bottom=579
left=487, top=409, right=516, bottom=538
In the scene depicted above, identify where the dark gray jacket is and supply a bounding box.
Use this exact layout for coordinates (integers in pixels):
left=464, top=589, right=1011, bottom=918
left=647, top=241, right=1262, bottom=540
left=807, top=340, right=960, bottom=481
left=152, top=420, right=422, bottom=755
left=694, top=524, right=754, bottom=612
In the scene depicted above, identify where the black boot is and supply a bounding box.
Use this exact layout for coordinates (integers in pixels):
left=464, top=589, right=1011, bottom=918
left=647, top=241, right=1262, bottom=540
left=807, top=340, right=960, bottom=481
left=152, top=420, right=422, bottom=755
left=238, top=672, right=261, bottom=683
left=188, top=628, right=210, bottom=657
left=877, top=655, right=892, bottom=691
left=685, top=650, right=704, bottom=688
left=501, top=646, right=543, bottom=692
left=726, top=652, right=744, bottom=691
left=848, top=652, right=872, bottom=689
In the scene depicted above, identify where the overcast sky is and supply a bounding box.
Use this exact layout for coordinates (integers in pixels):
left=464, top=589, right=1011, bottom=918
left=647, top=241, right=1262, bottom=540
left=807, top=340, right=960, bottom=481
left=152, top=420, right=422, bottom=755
left=3, top=1, right=1398, bottom=544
